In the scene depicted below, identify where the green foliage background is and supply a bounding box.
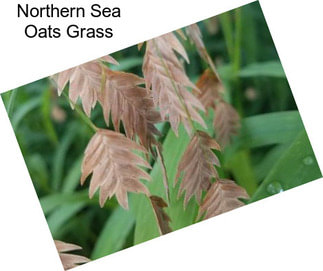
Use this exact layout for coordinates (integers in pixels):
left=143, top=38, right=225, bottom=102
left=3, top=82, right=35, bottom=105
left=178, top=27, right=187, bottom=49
left=1, top=2, right=321, bottom=260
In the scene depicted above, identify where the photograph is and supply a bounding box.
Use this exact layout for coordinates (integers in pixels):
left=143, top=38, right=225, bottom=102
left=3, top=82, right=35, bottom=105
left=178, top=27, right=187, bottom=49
left=1, top=2, right=321, bottom=270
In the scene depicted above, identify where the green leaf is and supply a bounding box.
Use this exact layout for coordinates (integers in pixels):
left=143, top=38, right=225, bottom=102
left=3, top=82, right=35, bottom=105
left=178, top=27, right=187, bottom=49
left=254, top=143, right=290, bottom=182
left=91, top=207, right=135, bottom=259
left=26, top=154, right=50, bottom=192
left=250, top=131, right=322, bottom=202
left=47, top=202, right=86, bottom=237
left=40, top=191, right=89, bottom=215
left=62, top=155, right=82, bottom=193
left=11, top=97, right=41, bottom=129
left=52, top=122, right=78, bottom=190
left=236, top=111, right=304, bottom=149
left=239, top=61, right=285, bottom=78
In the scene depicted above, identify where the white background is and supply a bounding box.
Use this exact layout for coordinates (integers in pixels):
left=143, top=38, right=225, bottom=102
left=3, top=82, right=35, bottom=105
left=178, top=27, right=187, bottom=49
left=0, top=0, right=323, bottom=270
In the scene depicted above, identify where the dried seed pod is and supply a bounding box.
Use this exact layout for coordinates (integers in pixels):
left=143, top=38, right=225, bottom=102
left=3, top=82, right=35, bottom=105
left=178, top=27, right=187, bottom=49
left=213, top=101, right=240, bottom=147
left=186, top=23, right=218, bottom=75
left=54, top=55, right=118, bottom=116
left=99, top=69, right=161, bottom=152
left=176, top=130, right=221, bottom=206
left=195, top=69, right=223, bottom=110
left=195, top=70, right=240, bottom=147
left=81, top=129, right=151, bottom=209
left=55, top=240, right=89, bottom=270
left=143, top=32, right=206, bottom=135
left=198, top=179, right=249, bottom=220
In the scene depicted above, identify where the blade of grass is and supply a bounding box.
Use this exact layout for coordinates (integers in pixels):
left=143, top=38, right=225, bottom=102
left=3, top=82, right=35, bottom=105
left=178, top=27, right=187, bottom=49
left=254, top=143, right=290, bottom=182
left=236, top=111, right=304, bottom=149
left=47, top=202, right=86, bottom=237
left=26, top=153, right=50, bottom=193
left=52, top=122, right=78, bottom=191
left=250, top=130, right=322, bottom=202
left=239, top=61, right=285, bottom=78
left=91, top=207, right=135, bottom=259
left=40, top=190, right=91, bottom=215
left=40, top=190, right=113, bottom=215
left=12, top=97, right=41, bottom=129
left=62, top=155, right=82, bottom=193
left=41, top=87, right=58, bottom=145
left=219, top=12, right=234, bottom=61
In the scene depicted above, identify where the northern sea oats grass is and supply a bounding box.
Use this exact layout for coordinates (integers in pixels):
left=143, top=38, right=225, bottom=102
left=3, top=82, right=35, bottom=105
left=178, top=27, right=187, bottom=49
left=2, top=2, right=320, bottom=268
left=52, top=22, right=247, bottom=242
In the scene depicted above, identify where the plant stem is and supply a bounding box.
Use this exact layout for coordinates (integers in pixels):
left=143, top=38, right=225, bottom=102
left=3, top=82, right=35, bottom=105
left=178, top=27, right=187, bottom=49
left=62, top=92, right=97, bottom=132
left=233, top=8, right=242, bottom=75
left=232, top=7, right=244, bottom=116
left=219, top=12, right=234, bottom=62
left=219, top=8, right=244, bottom=115
left=156, top=145, right=170, bottom=203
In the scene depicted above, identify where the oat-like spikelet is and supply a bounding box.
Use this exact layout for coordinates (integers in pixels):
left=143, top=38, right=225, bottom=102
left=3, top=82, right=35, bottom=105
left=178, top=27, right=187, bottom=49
left=175, top=130, right=221, bottom=206
left=213, top=101, right=240, bottom=146
left=54, top=55, right=118, bottom=116
left=198, top=179, right=249, bottom=220
left=143, top=32, right=206, bottom=135
left=54, top=240, right=89, bottom=270
left=195, top=69, right=240, bottom=147
left=100, top=68, right=161, bottom=152
left=186, top=23, right=218, bottom=75
left=195, top=69, right=223, bottom=110
left=81, top=129, right=151, bottom=209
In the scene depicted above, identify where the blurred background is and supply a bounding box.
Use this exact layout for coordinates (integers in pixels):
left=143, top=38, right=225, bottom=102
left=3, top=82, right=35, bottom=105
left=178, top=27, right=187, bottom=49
left=1, top=1, right=321, bottom=260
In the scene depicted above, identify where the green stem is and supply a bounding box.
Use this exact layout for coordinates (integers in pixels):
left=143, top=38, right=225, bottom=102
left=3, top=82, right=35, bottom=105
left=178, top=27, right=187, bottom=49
left=232, top=7, right=243, bottom=116
left=219, top=8, right=243, bottom=115
left=233, top=8, right=242, bottom=75
left=156, top=144, right=170, bottom=203
left=219, top=12, right=234, bottom=62
left=62, top=92, right=97, bottom=133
